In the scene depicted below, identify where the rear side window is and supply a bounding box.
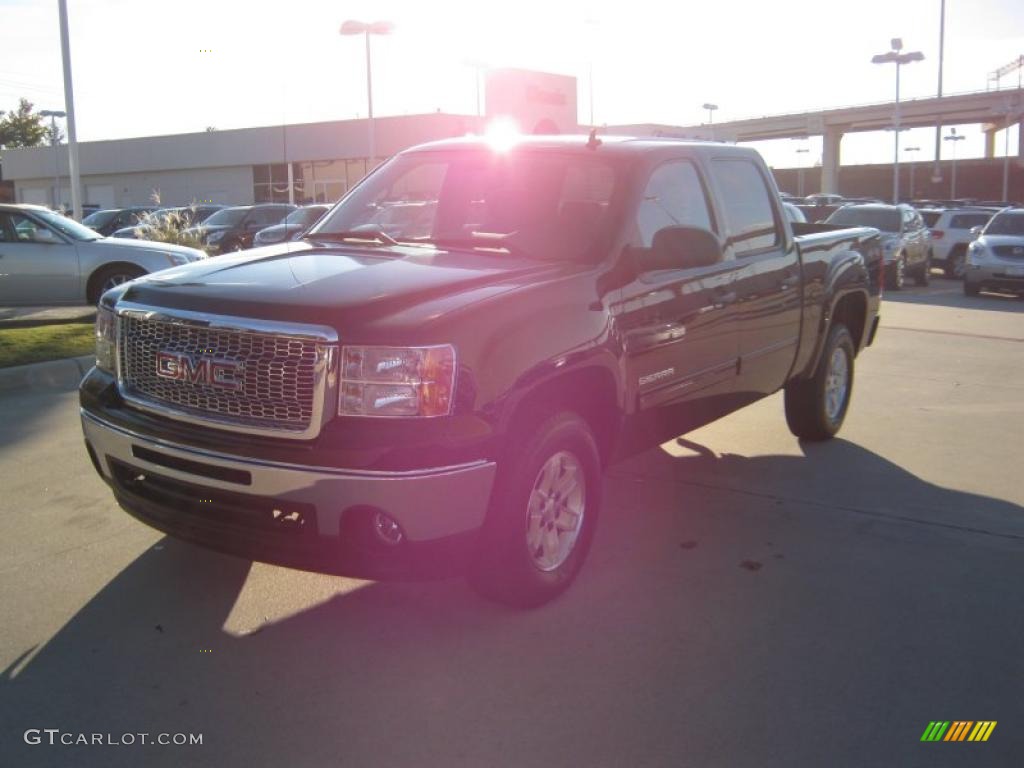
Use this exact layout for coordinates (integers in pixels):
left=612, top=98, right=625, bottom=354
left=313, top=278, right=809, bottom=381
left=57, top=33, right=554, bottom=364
left=920, top=211, right=942, bottom=227
left=709, top=158, right=779, bottom=254
left=949, top=213, right=991, bottom=229
left=634, top=160, right=714, bottom=247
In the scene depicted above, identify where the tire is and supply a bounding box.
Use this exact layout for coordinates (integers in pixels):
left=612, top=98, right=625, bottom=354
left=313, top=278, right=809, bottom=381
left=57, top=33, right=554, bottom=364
left=886, top=255, right=906, bottom=291
left=915, top=251, right=931, bottom=286
left=963, top=281, right=981, bottom=297
left=88, top=264, right=146, bottom=304
left=784, top=323, right=855, bottom=442
left=470, top=411, right=602, bottom=608
left=945, top=247, right=966, bottom=279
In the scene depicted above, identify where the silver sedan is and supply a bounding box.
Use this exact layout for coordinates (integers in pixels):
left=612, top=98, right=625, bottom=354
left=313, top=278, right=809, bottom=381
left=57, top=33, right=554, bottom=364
left=0, top=204, right=206, bottom=305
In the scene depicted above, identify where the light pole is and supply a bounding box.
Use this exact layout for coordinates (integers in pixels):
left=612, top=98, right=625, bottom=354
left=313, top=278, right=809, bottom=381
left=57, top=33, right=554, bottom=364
left=996, top=100, right=1020, bottom=201
left=872, top=38, right=924, bottom=203
left=464, top=58, right=487, bottom=118
left=702, top=103, right=718, bottom=140
left=39, top=109, right=66, bottom=209
left=943, top=127, right=965, bottom=199
left=340, top=19, right=394, bottom=172
left=57, top=0, right=82, bottom=220
left=904, top=145, right=920, bottom=199
left=796, top=147, right=810, bottom=197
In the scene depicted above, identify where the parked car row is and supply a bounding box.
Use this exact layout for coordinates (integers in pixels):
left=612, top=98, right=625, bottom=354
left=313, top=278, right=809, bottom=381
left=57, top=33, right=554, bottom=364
left=78, top=202, right=331, bottom=255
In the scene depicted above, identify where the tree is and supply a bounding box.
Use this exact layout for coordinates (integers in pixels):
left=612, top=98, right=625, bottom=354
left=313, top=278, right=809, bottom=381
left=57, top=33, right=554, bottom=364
left=0, top=98, right=50, bottom=149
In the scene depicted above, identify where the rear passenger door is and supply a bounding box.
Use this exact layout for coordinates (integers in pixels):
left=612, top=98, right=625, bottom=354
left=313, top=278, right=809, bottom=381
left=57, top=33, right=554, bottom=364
left=708, top=156, right=802, bottom=398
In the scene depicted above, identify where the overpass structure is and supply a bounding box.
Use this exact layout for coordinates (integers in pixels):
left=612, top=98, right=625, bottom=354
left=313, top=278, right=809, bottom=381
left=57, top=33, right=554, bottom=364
left=611, top=88, right=1024, bottom=194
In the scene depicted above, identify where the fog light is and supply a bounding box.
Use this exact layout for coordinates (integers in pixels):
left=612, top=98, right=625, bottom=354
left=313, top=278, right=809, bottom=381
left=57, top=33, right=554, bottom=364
left=373, top=512, right=404, bottom=546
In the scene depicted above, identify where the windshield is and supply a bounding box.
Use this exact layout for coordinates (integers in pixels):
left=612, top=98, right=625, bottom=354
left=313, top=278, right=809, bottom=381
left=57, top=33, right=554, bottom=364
left=286, top=207, right=326, bottom=227
left=310, top=149, right=624, bottom=261
left=35, top=209, right=102, bottom=241
left=984, top=212, right=1024, bottom=236
left=825, top=207, right=901, bottom=233
left=82, top=209, right=118, bottom=228
left=202, top=207, right=248, bottom=226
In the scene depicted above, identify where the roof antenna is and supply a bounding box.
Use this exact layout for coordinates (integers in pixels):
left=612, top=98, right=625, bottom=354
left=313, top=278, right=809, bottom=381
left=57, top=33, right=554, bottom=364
left=586, top=128, right=602, bottom=150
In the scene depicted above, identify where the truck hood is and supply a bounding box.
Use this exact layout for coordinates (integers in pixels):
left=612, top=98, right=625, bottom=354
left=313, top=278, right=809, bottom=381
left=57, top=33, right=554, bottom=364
left=115, top=240, right=571, bottom=327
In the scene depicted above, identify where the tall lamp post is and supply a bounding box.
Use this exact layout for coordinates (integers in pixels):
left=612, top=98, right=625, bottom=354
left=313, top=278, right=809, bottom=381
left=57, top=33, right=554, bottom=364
left=39, top=109, right=66, bottom=209
left=702, top=103, right=718, bottom=140
left=943, top=128, right=965, bottom=199
left=872, top=39, right=924, bottom=203
left=340, top=19, right=394, bottom=172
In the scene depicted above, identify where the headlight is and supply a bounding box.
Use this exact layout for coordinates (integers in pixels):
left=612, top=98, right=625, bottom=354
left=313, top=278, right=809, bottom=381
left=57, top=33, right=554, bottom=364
left=95, top=306, right=116, bottom=373
left=967, top=242, right=988, bottom=264
left=339, top=345, right=456, bottom=418
left=207, top=231, right=225, bottom=243
left=163, top=252, right=189, bottom=266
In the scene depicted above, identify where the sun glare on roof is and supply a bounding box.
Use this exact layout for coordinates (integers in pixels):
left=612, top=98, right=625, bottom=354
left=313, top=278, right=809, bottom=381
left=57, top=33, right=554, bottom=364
left=483, top=118, right=522, bottom=152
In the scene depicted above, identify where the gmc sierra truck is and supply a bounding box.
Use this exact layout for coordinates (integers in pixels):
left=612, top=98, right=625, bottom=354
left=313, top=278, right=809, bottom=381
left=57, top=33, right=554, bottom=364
left=80, top=135, right=882, bottom=607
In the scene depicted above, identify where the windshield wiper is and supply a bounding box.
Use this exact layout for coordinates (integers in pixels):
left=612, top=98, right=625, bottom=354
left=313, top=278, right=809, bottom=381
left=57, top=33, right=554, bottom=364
left=301, top=229, right=399, bottom=246
left=410, top=233, right=523, bottom=255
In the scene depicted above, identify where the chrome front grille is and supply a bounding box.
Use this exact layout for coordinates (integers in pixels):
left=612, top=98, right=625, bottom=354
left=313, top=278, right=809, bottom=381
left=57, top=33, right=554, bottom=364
left=115, top=303, right=337, bottom=439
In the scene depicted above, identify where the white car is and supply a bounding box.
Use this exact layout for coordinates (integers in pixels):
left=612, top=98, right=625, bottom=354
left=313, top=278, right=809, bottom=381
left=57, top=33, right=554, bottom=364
left=919, top=207, right=996, bottom=278
left=0, top=204, right=206, bottom=305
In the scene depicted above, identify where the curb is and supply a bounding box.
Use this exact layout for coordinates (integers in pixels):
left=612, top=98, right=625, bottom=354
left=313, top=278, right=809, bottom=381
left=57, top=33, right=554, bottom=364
left=0, top=312, right=97, bottom=329
left=0, top=355, right=94, bottom=395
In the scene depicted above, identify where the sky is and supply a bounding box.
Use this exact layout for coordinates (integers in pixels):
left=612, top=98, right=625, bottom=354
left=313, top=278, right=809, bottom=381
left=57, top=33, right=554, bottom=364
left=1, top=0, right=1023, bottom=169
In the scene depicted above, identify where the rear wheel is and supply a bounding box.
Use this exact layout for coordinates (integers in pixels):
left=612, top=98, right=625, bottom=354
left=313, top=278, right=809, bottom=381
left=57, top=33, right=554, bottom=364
left=470, top=411, right=602, bottom=608
left=914, top=251, right=931, bottom=286
left=88, top=264, right=145, bottom=304
left=945, top=246, right=966, bottom=279
left=784, top=323, right=855, bottom=441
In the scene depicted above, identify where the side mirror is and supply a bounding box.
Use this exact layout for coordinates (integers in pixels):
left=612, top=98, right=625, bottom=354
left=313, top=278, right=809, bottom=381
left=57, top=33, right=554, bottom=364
left=969, top=225, right=983, bottom=238
left=639, top=226, right=723, bottom=272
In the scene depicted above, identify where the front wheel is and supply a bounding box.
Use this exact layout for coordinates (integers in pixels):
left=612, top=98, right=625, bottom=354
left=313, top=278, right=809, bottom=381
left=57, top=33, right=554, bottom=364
left=88, top=265, right=146, bottom=304
left=784, top=323, right=855, bottom=441
left=470, top=411, right=602, bottom=608
left=964, top=280, right=981, bottom=297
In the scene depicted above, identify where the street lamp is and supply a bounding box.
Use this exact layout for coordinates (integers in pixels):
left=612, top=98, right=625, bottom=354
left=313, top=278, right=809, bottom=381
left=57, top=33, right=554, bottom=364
left=702, top=103, right=718, bottom=140
left=340, top=19, right=394, bottom=172
left=872, top=38, right=924, bottom=203
left=943, top=127, right=965, bottom=199
left=904, top=146, right=920, bottom=199
left=39, top=109, right=66, bottom=209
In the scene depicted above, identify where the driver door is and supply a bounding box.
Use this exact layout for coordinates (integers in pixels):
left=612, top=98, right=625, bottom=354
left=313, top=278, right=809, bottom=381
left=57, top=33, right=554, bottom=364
left=0, top=212, right=81, bottom=304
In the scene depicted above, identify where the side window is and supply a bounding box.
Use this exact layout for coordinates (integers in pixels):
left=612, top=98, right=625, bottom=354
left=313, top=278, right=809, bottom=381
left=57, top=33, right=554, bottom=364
left=634, top=160, right=714, bottom=247
left=9, top=213, right=47, bottom=243
left=0, top=213, right=13, bottom=243
left=709, top=158, right=779, bottom=254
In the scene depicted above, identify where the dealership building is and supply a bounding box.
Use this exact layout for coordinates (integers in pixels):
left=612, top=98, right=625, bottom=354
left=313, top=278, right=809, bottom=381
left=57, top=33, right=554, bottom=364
left=1, top=69, right=586, bottom=211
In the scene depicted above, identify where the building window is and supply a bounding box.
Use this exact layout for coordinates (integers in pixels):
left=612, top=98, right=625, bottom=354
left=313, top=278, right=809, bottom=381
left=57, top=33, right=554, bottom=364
left=253, top=163, right=303, bottom=203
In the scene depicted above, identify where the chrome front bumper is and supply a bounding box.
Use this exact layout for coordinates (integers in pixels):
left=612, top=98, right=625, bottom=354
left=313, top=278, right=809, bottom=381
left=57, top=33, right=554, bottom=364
left=81, top=409, right=496, bottom=543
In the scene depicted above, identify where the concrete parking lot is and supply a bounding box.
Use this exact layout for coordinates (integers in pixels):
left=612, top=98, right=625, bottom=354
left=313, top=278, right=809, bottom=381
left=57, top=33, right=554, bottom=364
left=0, top=281, right=1022, bottom=768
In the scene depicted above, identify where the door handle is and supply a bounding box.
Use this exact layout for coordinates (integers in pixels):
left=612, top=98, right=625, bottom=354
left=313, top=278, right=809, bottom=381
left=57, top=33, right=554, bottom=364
left=713, top=289, right=737, bottom=306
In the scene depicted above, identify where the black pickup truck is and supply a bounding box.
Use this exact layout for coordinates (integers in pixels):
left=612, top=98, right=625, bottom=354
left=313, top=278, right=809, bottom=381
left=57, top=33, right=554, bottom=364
left=80, top=135, right=882, bottom=607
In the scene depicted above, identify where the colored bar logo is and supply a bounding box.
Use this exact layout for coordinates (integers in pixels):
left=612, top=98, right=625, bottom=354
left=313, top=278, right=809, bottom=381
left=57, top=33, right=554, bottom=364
left=920, top=721, right=996, bottom=742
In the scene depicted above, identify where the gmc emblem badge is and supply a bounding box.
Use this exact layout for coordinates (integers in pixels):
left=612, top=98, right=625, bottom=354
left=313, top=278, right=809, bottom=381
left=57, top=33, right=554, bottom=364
left=155, top=352, right=243, bottom=391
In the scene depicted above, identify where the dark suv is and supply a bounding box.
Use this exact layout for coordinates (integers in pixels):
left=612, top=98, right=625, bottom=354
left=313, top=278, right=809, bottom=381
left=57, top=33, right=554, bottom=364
left=825, top=203, right=932, bottom=290
left=82, top=207, right=159, bottom=237
left=186, top=204, right=295, bottom=254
